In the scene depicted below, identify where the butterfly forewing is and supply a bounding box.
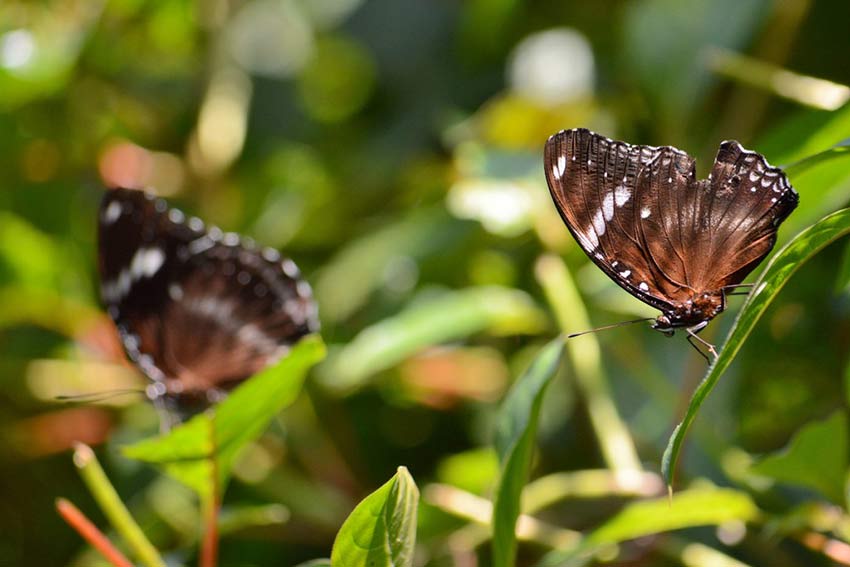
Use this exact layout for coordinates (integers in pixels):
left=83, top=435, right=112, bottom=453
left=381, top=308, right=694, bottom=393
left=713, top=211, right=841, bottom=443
left=544, top=128, right=798, bottom=330
left=545, top=128, right=676, bottom=312
left=98, top=188, right=318, bottom=412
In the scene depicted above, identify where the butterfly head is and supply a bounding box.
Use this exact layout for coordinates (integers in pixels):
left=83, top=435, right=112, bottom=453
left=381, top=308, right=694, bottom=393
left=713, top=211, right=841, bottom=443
left=651, top=292, right=725, bottom=335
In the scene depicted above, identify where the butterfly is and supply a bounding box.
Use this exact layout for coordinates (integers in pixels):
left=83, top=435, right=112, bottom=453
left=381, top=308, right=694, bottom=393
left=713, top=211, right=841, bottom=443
left=98, top=187, right=319, bottom=421
left=544, top=128, right=798, bottom=355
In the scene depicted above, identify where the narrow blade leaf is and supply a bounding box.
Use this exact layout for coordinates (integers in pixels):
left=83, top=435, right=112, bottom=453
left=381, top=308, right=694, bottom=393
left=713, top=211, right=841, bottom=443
left=492, top=339, right=565, bottom=567
left=662, top=209, right=850, bottom=487
left=536, top=487, right=758, bottom=566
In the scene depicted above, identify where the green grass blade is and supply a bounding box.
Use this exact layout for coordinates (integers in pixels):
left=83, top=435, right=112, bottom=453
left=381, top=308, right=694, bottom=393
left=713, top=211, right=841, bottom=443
left=536, top=487, right=758, bottom=566
left=662, top=208, right=850, bottom=487
left=492, top=338, right=565, bottom=567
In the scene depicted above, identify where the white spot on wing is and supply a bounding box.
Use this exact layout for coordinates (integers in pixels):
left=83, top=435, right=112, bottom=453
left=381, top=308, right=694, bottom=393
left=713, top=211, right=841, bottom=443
left=602, top=192, right=614, bottom=221
left=188, top=236, right=215, bottom=255
left=639, top=282, right=649, bottom=292
left=103, top=201, right=122, bottom=224
left=614, top=185, right=631, bottom=206
left=619, top=269, right=631, bottom=278
left=557, top=154, right=566, bottom=175
left=640, top=207, right=651, bottom=219
left=282, top=259, right=299, bottom=278
left=131, top=247, right=165, bottom=279
left=592, top=210, right=606, bottom=236
left=168, top=283, right=183, bottom=301
left=168, top=209, right=185, bottom=224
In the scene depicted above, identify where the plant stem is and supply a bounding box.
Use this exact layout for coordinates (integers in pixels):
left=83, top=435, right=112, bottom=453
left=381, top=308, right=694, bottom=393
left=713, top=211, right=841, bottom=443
left=199, top=419, right=219, bottom=567
left=55, top=498, right=134, bottom=567
left=534, top=254, right=643, bottom=473
left=73, top=443, right=167, bottom=567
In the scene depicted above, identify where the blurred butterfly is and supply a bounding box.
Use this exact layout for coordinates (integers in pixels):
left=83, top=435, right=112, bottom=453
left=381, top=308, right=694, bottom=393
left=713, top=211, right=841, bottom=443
left=98, top=187, right=318, bottom=422
left=544, top=128, right=798, bottom=357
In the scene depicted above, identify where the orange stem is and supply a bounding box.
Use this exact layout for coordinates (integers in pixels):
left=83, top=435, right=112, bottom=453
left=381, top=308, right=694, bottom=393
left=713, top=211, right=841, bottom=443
left=56, top=498, right=134, bottom=567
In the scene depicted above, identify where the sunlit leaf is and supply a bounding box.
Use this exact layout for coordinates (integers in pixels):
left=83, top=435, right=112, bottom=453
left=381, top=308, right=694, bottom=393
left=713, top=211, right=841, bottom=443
left=330, top=466, right=419, bottom=567
left=317, top=286, right=548, bottom=393
left=123, top=335, right=326, bottom=497
left=537, top=487, right=758, bottom=566
left=662, top=209, right=850, bottom=487
left=750, top=411, right=847, bottom=504
left=492, top=339, right=565, bottom=567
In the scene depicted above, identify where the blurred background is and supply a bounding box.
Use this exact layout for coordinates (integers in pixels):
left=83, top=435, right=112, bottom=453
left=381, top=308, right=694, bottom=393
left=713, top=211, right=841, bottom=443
left=3, top=0, right=850, bottom=565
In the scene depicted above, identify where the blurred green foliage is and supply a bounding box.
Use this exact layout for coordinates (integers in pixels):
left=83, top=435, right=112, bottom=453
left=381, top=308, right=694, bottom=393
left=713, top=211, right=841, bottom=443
left=3, top=0, right=850, bottom=565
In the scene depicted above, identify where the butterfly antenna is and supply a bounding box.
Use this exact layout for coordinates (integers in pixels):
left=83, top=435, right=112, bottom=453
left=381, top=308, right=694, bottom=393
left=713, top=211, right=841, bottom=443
left=55, top=388, right=147, bottom=404
left=567, top=317, right=655, bottom=339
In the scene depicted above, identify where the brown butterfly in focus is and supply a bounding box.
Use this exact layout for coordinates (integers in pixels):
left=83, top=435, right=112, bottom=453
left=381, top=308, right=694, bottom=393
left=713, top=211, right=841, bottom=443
left=544, top=128, right=798, bottom=357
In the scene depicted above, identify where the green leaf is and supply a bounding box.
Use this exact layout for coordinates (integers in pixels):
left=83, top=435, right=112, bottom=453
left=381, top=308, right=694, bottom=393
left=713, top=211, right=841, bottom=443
left=492, top=339, right=565, bottom=567
left=662, top=209, right=850, bottom=487
left=123, top=335, right=326, bottom=497
left=317, top=286, right=548, bottom=393
left=536, top=487, right=759, bottom=566
left=330, top=466, right=419, bottom=567
left=750, top=411, right=848, bottom=504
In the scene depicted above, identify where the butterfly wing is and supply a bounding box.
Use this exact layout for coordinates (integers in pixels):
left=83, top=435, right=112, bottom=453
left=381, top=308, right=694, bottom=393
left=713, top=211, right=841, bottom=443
left=98, top=188, right=318, bottom=411
left=634, top=140, right=798, bottom=295
left=698, top=141, right=798, bottom=287
left=544, top=128, right=681, bottom=312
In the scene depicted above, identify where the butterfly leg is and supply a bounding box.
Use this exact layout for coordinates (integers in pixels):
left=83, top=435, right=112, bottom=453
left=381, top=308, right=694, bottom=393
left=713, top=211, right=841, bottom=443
left=685, top=324, right=717, bottom=362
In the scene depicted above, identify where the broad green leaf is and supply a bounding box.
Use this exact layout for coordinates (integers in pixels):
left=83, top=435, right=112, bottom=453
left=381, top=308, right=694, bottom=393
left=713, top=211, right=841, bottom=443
left=663, top=209, right=850, bottom=487
left=123, top=335, right=325, bottom=497
left=492, top=339, right=565, bottom=567
left=317, top=286, right=548, bottom=393
left=330, top=466, right=419, bottom=567
left=536, top=487, right=758, bottom=567
left=750, top=411, right=847, bottom=504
